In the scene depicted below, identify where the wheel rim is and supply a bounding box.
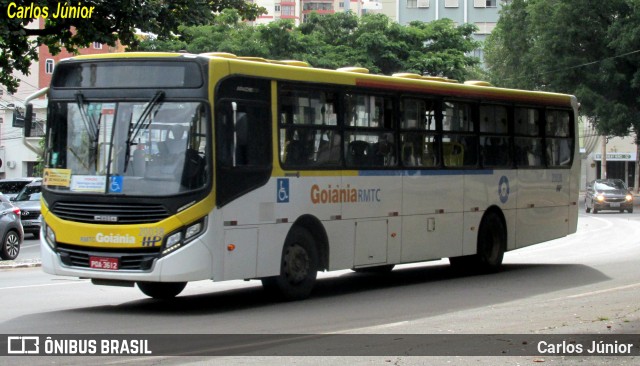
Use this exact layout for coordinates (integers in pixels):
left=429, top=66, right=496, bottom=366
left=6, top=232, right=20, bottom=259
left=283, top=243, right=310, bottom=284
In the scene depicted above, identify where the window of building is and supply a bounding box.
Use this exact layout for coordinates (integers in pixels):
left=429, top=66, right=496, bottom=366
left=93, top=42, right=102, bottom=49
left=445, top=0, right=459, bottom=7
left=45, top=59, right=55, bottom=74
left=275, top=4, right=281, bottom=11
left=407, top=0, right=417, bottom=8
left=281, top=5, right=295, bottom=16
left=417, top=0, right=430, bottom=8
left=474, top=0, right=497, bottom=7
left=474, top=22, right=497, bottom=34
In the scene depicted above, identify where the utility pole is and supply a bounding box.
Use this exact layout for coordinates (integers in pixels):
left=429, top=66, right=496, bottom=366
left=601, top=135, right=607, bottom=179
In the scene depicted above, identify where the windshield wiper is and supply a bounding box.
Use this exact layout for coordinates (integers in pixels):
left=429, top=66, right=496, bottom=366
left=75, top=92, right=98, bottom=141
left=123, top=91, right=164, bottom=173
left=75, top=92, right=101, bottom=170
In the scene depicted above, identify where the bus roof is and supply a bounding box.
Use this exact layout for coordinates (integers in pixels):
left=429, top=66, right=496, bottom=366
left=65, top=52, right=574, bottom=107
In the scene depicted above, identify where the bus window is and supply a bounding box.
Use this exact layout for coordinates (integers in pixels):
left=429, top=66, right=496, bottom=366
left=443, top=101, right=477, bottom=167
left=400, top=98, right=439, bottom=167
left=479, top=104, right=510, bottom=168
left=514, top=107, right=544, bottom=167
left=279, top=86, right=340, bottom=168
left=344, top=93, right=396, bottom=168
left=546, top=110, right=573, bottom=167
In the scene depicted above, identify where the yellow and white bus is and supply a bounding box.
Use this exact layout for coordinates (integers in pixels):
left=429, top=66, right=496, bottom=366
left=31, top=52, right=579, bottom=299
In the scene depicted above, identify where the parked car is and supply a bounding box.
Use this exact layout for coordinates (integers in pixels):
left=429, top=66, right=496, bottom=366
left=0, top=194, right=23, bottom=260
left=585, top=179, right=634, bottom=214
left=0, top=177, right=40, bottom=200
left=11, top=180, right=42, bottom=239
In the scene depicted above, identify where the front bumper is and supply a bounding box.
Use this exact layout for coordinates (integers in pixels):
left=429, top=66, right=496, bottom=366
left=40, top=237, right=214, bottom=282
left=594, top=201, right=633, bottom=211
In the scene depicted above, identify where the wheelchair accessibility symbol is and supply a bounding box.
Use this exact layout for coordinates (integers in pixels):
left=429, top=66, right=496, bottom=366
left=109, top=176, right=123, bottom=193
left=277, top=178, right=289, bottom=203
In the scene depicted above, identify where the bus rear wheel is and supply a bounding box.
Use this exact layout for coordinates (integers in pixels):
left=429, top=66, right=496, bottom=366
left=450, top=212, right=506, bottom=273
left=137, top=281, right=187, bottom=299
left=262, top=227, right=318, bottom=301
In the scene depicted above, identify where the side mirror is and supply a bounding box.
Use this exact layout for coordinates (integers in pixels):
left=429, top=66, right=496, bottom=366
left=24, top=104, right=33, bottom=137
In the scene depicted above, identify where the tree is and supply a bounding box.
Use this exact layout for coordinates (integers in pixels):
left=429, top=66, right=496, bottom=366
left=137, top=12, right=480, bottom=80
left=484, top=0, right=640, bottom=138
left=0, top=0, right=266, bottom=93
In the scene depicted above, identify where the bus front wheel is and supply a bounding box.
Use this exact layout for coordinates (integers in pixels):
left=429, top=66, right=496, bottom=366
left=262, top=227, right=318, bottom=301
left=137, top=281, right=187, bottom=299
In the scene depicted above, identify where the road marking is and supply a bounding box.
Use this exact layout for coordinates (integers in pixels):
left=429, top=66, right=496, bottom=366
left=551, top=283, right=640, bottom=301
left=325, top=320, right=409, bottom=334
left=0, top=280, right=89, bottom=291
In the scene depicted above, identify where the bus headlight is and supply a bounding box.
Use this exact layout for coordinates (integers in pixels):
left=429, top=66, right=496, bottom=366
left=42, top=221, right=56, bottom=249
left=161, top=217, right=207, bottom=256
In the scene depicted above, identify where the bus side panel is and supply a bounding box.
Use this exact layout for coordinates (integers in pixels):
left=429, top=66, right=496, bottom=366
left=326, top=220, right=356, bottom=271
left=401, top=213, right=463, bottom=262
left=463, top=171, right=518, bottom=254
left=401, top=172, right=464, bottom=263
left=402, top=173, right=464, bottom=216
left=256, top=223, right=291, bottom=278
left=516, top=169, right=570, bottom=248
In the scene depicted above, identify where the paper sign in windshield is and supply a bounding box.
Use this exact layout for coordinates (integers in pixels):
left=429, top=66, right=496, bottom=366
left=43, top=168, right=71, bottom=187
left=71, top=175, right=106, bottom=192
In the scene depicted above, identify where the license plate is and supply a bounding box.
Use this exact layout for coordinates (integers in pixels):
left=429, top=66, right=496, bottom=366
left=610, top=203, right=620, bottom=208
left=90, top=256, right=119, bottom=270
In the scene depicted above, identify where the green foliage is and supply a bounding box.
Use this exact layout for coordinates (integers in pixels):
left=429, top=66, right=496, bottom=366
left=0, top=0, right=266, bottom=93
left=485, top=0, right=640, bottom=138
left=138, top=12, right=480, bottom=81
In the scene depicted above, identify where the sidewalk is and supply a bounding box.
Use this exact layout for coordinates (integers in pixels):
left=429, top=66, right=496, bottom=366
left=0, top=258, right=41, bottom=269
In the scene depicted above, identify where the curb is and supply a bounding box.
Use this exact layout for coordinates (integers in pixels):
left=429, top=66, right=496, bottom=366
left=0, top=259, right=42, bottom=269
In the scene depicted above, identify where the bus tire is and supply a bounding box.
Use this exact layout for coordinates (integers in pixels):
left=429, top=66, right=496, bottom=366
left=449, top=212, right=505, bottom=273
left=261, top=227, right=318, bottom=301
left=475, top=212, right=506, bottom=272
left=137, top=281, right=187, bottom=299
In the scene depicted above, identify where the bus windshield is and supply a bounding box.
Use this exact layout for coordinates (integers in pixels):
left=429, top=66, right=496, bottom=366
left=45, top=100, right=208, bottom=196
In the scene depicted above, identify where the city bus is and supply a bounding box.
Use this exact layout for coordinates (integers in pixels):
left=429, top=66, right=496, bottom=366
left=27, top=52, right=580, bottom=300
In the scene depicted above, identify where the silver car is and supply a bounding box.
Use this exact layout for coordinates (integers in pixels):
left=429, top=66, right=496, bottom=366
left=0, top=177, right=39, bottom=200
left=0, top=194, right=23, bottom=260
left=11, top=181, right=41, bottom=239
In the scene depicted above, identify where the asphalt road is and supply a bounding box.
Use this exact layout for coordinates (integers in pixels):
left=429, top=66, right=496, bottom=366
left=1, top=206, right=639, bottom=365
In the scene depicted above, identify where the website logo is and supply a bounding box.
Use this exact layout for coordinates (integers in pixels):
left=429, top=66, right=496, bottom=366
left=7, top=336, right=39, bottom=354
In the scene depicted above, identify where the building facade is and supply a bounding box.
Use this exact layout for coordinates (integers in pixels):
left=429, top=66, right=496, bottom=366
left=397, top=0, right=502, bottom=60
left=0, top=19, right=119, bottom=179
left=580, top=118, right=638, bottom=190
